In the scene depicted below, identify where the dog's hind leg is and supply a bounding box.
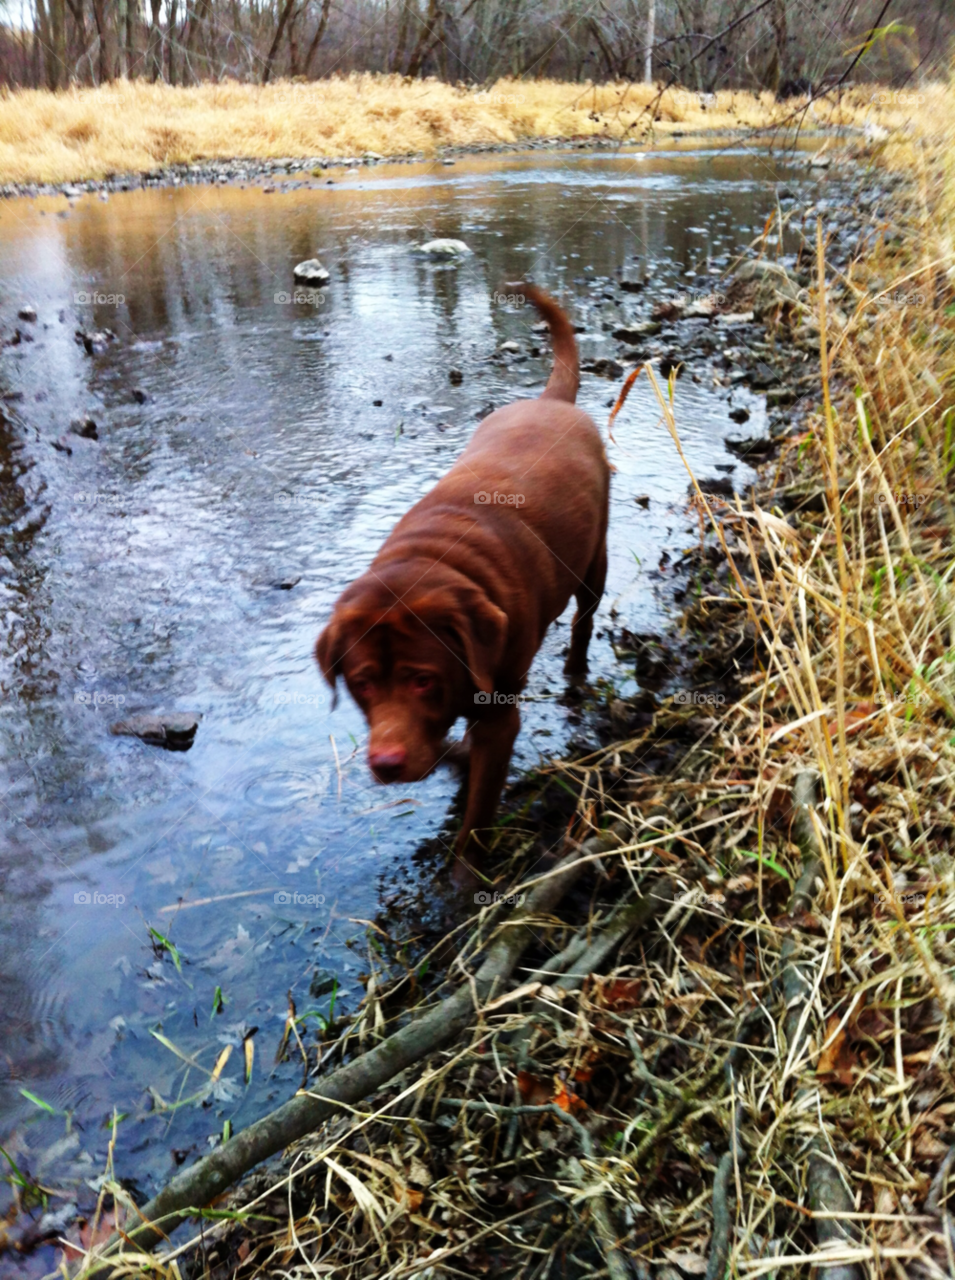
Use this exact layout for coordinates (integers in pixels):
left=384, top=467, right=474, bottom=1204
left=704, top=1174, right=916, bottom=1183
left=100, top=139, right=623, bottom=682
left=564, top=540, right=607, bottom=679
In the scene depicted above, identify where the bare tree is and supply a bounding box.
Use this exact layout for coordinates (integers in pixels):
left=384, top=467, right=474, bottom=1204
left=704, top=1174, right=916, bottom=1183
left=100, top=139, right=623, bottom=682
left=0, top=0, right=949, bottom=92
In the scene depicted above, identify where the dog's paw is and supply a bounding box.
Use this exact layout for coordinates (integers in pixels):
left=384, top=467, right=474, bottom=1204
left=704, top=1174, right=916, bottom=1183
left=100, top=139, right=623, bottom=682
left=563, top=668, right=590, bottom=692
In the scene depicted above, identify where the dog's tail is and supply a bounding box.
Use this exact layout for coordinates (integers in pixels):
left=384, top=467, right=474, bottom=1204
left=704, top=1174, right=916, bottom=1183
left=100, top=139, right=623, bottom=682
left=506, top=281, right=579, bottom=404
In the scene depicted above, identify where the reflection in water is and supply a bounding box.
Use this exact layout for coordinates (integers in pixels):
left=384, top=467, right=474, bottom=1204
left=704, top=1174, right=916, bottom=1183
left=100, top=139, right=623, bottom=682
left=0, top=143, right=813, bottom=1203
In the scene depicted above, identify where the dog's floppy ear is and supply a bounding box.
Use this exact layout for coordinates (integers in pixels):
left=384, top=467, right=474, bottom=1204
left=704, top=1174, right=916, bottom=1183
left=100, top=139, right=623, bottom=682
left=315, top=616, right=345, bottom=706
left=445, top=591, right=508, bottom=694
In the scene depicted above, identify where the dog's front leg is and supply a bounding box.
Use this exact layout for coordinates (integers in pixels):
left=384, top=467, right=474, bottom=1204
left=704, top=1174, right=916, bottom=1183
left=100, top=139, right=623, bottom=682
left=453, top=704, right=520, bottom=877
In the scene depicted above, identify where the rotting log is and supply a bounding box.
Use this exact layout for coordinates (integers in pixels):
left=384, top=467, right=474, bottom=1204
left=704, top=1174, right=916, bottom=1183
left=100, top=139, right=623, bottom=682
left=79, top=821, right=655, bottom=1275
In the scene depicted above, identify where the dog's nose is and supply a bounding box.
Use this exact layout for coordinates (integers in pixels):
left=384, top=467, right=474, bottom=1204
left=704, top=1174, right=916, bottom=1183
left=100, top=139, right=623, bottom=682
left=368, top=747, right=407, bottom=782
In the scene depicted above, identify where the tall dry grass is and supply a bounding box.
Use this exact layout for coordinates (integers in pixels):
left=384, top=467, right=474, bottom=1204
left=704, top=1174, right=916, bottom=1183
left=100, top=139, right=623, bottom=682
left=0, top=74, right=947, bottom=185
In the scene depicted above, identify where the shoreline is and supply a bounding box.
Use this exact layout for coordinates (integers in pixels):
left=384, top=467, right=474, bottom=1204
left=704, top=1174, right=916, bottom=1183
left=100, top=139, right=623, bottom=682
left=0, top=127, right=838, bottom=202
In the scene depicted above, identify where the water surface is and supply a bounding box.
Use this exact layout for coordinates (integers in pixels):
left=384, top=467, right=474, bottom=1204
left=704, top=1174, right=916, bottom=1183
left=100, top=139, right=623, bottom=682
left=0, top=140, right=816, bottom=1210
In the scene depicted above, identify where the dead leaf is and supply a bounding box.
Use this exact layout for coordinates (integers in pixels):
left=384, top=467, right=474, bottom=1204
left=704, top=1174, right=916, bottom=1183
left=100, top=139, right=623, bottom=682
left=517, top=1071, right=552, bottom=1106
left=407, top=1156, right=432, bottom=1187
left=594, top=977, right=643, bottom=1010
left=817, top=1014, right=858, bottom=1085
left=914, top=1130, right=950, bottom=1160
left=724, top=874, right=755, bottom=894
left=553, top=1080, right=587, bottom=1114
left=663, top=1248, right=708, bottom=1275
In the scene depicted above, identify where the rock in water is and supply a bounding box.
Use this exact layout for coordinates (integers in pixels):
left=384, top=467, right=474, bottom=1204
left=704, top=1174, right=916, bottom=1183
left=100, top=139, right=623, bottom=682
left=293, top=259, right=330, bottom=285
left=414, top=239, right=471, bottom=258
left=613, top=321, right=661, bottom=342
left=17, top=305, right=37, bottom=322
left=70, top=414, right=98, bottom=439
left=110, top=713, right=200, bottom=749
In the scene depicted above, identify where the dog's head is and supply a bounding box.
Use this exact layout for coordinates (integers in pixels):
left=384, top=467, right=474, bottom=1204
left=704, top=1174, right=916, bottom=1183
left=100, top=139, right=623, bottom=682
left=315, top=565, right=507, bottom=783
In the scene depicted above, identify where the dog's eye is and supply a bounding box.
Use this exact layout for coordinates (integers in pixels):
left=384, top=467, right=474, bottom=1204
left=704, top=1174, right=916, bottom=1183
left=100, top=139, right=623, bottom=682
left=351, top=679, right=371, bottom=700
left=411, top=674, right=435, bottom=695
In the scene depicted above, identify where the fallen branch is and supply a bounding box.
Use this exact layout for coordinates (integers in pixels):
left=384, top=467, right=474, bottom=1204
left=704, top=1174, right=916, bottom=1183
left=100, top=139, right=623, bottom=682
left=780, top=770, right=862, bottom=1280
left=77, top=822, right=641, bottom=1275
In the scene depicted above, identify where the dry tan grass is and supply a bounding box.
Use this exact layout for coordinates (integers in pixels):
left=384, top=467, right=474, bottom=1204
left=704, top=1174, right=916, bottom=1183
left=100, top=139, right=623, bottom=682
left=0, top=74, right=947, bottom=185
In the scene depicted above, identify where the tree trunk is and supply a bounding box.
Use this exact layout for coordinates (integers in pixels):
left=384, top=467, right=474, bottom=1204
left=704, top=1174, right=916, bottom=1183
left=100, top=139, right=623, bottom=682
left=126, top=0, right=139, bottom=76
left=263, top=0, right=296, bottom=81
left=287, top=1, right=301, bottom=76
left=165, top=0, right=175, bottom=82
left=34, top=0, right=57, bottom=88
left=90, top=0, right=114, bottom=81
left=404, top=0, right=441, bottom=76
left=644, top=0, right=655, bottom=82
left=588, top=16, right=617, bottom=78
left=303, top=0, right=332, bottom=74
left=392, top=0, right=416, bottom=73
left=65, top=0, right=89, bottom=78
left=147, top=0, right=162, bottom=79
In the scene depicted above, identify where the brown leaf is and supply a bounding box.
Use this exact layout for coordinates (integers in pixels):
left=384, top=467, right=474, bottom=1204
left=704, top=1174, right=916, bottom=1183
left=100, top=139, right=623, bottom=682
left=914, top=1130, right=950, bottom=1160
left=517, top=1070, right=552, bottom=1106
left=595, top=977, right=643, bottom=1011
left=663, top=1249, right=709, bottom=1274
left=553, top=1080, right=587, bottom=1114
left=817, top=1014, right=858, bottom=1085
left=725, top=874, right=754, bottom=894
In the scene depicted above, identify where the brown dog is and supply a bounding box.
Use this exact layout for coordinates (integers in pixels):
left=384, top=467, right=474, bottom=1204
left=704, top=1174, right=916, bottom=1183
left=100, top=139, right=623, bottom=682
left=316, top=283, right=609, bottom=876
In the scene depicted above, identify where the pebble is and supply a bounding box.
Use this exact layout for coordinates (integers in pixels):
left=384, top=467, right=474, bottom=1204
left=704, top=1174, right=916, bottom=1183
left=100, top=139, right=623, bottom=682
left=415, top=239, right=471, bottom=257
left=70, top=414, right=98, bottom=439
left=293, top=258, right=330, bottom=285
